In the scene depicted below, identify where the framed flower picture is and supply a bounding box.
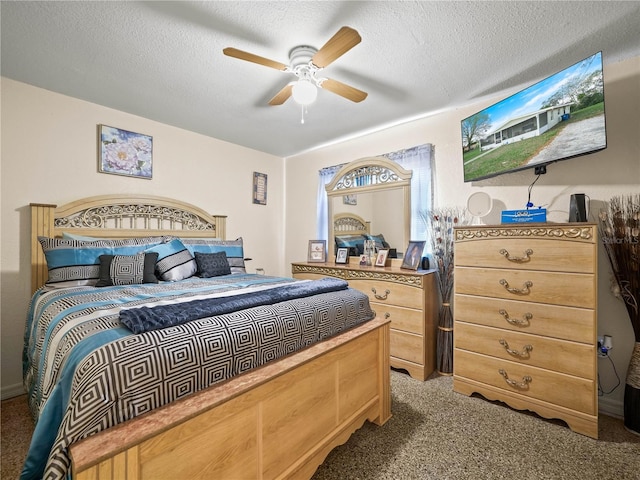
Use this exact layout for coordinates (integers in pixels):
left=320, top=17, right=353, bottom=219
left=98, top=125, right=153, bottom=179
left=343, top=194, right=357, bottom=205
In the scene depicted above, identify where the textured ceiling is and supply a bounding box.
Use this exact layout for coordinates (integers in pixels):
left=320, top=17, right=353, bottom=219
left=2, top=1, right=639, bottom=157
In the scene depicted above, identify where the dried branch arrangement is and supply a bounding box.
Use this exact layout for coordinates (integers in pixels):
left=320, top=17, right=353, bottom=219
left=423, top=207, right=469, bottom=374
left=599, top=193, right=639, bottom=341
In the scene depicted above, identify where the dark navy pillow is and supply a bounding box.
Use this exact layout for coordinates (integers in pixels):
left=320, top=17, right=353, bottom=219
left=195, top=251, right=231, bottom=277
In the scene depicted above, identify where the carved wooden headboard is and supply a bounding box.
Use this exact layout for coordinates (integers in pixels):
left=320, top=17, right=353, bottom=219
left=333, top=212, right=370, bottom=237
left=30, top=194, right=227, bottom=292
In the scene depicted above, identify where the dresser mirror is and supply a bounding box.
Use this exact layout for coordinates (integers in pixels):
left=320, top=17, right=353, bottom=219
left=325, top=156, right=412, bottom=259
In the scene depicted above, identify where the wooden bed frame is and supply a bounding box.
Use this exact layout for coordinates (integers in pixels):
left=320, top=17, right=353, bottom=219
left=30, top=195, right=391, bottom=480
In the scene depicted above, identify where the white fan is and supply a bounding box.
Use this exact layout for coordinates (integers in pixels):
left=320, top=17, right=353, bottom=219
left=467, top=192, right=493, bottom=224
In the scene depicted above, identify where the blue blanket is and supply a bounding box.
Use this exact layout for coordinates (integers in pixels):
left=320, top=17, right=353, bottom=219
left=120, top=277, right=349, bottom=333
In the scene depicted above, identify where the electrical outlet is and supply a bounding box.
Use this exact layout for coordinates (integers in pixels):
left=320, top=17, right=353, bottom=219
left=598, top=334, right=613, bottom=357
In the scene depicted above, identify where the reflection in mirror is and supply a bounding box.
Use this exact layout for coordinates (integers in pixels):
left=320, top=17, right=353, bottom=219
left=331, top=189, right=405, bottom=254
left=325, top=156, right=412, bottom=260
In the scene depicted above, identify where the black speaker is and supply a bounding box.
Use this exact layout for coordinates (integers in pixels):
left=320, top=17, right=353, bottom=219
left=569, top=193, right=587, bottom=222
left=421, top=256, right=430, bottom=270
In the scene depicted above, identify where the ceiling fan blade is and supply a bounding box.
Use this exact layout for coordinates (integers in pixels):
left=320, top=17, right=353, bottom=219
left=269, top=84, right=293, bottom=105
left=223, top=47, right=288, bottom=71
left=320, top=78, right=368, bottom=103
left=311, top=27, right=361, bottom=68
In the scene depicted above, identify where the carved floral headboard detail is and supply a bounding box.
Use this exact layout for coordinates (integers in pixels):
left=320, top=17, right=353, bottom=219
left=334, top=212, right=371, bottom=236
left=30, top=194, right=227, bottom=292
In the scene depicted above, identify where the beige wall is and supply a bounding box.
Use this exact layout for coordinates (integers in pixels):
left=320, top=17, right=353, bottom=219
left=0, top=78, right=284, bottom=397
left=285, top=56, right=640, bottom=416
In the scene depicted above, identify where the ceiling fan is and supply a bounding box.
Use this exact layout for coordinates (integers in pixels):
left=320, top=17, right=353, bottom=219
left=223, top=26, right=368, bottom=107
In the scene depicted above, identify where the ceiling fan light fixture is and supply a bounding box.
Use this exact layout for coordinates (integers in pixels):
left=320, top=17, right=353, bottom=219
left=292, top=79, right=317, bottom=105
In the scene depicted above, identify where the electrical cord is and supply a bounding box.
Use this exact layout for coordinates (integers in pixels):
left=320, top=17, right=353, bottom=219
left=526, top=173, right=542, bottom=209
left=598, top=352, right=621, bottom=396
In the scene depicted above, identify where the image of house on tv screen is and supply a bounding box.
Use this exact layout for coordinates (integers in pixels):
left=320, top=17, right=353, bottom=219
left=461, top=52, right=607, bottom=182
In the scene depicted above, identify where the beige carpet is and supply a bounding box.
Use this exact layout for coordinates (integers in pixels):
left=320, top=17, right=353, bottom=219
left=2, top=372, right=638, bottom=480
left=1, top=393, right=35, bottom=479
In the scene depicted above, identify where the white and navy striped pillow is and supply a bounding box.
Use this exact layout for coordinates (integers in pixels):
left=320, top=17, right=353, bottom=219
left=143, top=238, right=197, bottom=281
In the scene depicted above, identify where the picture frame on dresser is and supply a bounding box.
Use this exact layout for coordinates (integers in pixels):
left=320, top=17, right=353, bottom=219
left=401, top=240, right=425, bottom=270
left=375, top=249, right=390, bottom=267
left=308, top=240, right=327, bottom=263
left=335, top=247, right=349, bottom=264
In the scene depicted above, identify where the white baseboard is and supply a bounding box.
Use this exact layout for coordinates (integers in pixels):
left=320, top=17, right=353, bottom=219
left=599, top=396, right=624, bottom=418
left=1, top=383, right=26, bottom=401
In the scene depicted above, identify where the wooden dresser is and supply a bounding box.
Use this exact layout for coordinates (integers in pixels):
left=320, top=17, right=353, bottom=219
left=292, top=262, right=438, bottom=380
left=452, top=223, right=598, bottom=438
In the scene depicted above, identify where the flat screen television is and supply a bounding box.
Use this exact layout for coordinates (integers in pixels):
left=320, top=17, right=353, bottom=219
left=461, top=52, right=606, bottom=182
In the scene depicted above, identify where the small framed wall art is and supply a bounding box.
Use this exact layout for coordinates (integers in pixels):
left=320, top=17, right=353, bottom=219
left=98, top=125, right=153, bottom=179
left=335, top=247, right=350, bottom=264
left=308, top=240, right=327, bottom=263
left=343, top=194, right=357, bottom=205
left=253, top=172, right=268, bottom=205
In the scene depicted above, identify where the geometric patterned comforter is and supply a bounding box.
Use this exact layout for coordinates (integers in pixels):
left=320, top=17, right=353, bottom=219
left=21, top=274, right=375, bottom=480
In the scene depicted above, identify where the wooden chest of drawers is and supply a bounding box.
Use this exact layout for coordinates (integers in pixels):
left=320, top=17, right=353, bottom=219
left=453, top=224, right=598, bottom=438
left=292, top=262, right=438, bottom=380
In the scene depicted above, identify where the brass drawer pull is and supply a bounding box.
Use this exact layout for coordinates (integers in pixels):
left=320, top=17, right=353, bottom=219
left=499, top=339, right=533, bottom=358
left=499, top=279, right=533, bottom=295
left=371, top=287, right=390, bottom=300
left=499, top=309, right=532, bottom=326
left=499, top=248, right=533, bottom=263
left=498, top=369, right=532, bottom=389
left=384, top=312, right=391, bottom=319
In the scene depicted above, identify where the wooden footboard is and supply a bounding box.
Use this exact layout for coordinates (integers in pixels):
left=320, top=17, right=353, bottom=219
left=70, top=317, right=391, bottom=480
